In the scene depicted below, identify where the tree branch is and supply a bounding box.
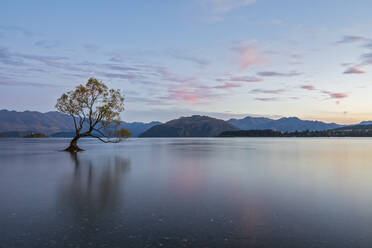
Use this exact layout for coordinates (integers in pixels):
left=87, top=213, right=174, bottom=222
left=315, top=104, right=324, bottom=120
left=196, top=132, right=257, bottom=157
left=70, top=114, right=78, bottom=132
left=90, top=134, right=121, bottom=143
left=92, top=128, right=109, bottom=138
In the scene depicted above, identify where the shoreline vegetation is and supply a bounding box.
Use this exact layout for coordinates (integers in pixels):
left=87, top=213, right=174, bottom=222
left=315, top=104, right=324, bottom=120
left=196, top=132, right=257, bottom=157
left=219, top=127, right=372, bottom=137
left=3, top=123, right=372, bottom=138
left=23, top=132, right=48, bottom=138
left=3, top=129, right=372, bottom=138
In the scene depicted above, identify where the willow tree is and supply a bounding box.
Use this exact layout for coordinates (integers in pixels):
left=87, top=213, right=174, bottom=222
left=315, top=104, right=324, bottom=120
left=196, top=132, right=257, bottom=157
left=56, top=78, right=130, bottom=152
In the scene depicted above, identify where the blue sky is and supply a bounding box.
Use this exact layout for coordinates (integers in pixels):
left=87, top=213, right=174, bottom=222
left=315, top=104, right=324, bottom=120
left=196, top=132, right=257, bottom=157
left=1, top=0, right=372, bottom=123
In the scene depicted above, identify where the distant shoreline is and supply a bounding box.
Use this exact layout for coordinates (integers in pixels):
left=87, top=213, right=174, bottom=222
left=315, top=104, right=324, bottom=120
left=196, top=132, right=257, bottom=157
left=219, top=128, right=372, bottom=138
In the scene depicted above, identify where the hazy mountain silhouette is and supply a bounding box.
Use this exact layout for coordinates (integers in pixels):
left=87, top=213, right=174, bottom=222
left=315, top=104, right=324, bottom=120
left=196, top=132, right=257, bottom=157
left=335, top=124, right=372, bottom=131
left=139, top=115, right=238, bottom=137
left=0, top=109, right=160, bottom=137
left=0, top=109, right=360, bottom=138
left=359, top=121, right=372, bottom=125
left=228, top=116, right=341, bottom=132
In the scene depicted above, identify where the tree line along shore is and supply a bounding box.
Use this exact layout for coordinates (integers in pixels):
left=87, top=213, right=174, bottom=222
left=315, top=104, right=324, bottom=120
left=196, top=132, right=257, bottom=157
left=219, top=127, right=372, bottom=137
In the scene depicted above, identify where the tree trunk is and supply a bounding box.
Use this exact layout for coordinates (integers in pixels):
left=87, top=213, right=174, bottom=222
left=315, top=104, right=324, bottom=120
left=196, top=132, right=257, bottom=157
left=65, top=135, right=84, bottom=153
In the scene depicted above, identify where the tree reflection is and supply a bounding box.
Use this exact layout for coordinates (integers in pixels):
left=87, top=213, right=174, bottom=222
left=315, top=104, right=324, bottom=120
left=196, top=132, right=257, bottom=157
left=58, top=153, right=131, bottom=219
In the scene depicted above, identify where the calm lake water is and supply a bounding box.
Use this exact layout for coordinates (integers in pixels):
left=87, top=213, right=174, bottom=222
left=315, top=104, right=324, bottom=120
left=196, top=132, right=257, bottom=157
left=1, top=138, right=372, bottom=247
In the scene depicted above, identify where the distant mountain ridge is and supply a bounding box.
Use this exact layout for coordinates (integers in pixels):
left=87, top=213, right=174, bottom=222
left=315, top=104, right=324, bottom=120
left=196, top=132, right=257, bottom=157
left=1, top=109, right=370, bottom=138
left=335, top=124, right=372, bottom=131
left=228, top=116, right=342, bottom=132
left=0, top=109, right=161, bottom=137
left=359, top=121, right=372, bottom=125
left=139, top=115, right=238, bottom=137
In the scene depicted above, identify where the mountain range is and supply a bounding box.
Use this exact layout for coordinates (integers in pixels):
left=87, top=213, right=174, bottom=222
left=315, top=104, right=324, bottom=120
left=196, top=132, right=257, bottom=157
left=0, top=109, right=370, bottom=137
left=227, top=116, right=341, bottom=132
left=0, top=110, right=160, bottom=137
left=139, top=115, right=238, bottom=137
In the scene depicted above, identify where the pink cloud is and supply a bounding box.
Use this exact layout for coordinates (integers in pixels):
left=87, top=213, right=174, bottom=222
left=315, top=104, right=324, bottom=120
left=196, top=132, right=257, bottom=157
left=301, top=85, right=316, bottom=90
left=166, top=86, right=201, bottom=103
left=233, top=46, right=267, bottom=71
left=321, top=90, right=348, bottom=99
left=162, top=85, right=220, bottom=104
left=329, top=93, right=348, bottom=99
left=343, top=67, right=366, bottom=74
left=301, top=85, right=348, bottom=102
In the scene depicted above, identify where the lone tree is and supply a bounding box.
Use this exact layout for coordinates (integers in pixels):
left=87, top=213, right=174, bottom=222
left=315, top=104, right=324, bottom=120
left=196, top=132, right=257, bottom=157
left=56, top=78, right=130, bottom=152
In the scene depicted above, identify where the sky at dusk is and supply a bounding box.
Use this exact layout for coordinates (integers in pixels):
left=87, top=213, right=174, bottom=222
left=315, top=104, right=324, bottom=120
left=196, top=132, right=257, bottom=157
left=1, top=0, right=372, bottom=123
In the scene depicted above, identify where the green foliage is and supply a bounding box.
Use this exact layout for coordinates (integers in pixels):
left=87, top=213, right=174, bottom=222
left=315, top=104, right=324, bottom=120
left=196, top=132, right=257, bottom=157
left=56, top=78, right=129, bottom=144
left=117, top=128, right=132, bottom=138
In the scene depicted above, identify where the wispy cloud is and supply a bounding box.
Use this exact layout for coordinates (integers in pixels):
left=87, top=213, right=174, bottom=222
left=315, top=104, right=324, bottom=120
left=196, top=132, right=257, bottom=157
left=291, top=54, right=303, bottom=59
left=83, top=44, right=100, bottom=53
left=336, top=36, right=372, bottom=72
left=104, top=64, right=141, bottom=72
left=171, top=53, right=210, bottom=67
left=230, top=76, right=263, bottom=82
left=300, top=85, right=348, bottom=103
left=321, top=90, right=348, bottom=99
left=363, top=42, right=372, bottom=49
left=204, top=0, right=256, bottom=15
left=0, top=48, right=23, bottom=65
left=34, top=40, right=59, bottom=49
left=0, top=47, right=73, bottom=69
left=156, top=68, right=199, bottom=84
left=16, top=53, right=68, bottom=63
left=344, top=67, right=366, bottom=74
left=0, top=25, right=40, bottom=37
left=232, top=45, right=267, bottom=71
left=201, top=0, right=257, bottom=21
left=360, top=52, right=372, bottom=65
left=100, top=72, right=138, bottom=80
left=250, top=88, right=285, bottom=94
left=257, top=71, right=302, bottom=77
left=107, top=53, right=125, bottom=63
left=217, top=75, right=263, bottom=83
left=301, top=85, right=316, bottom=90
left=214, top=82, right=242, bottom=89
left=162, top=85, right=219, bottom=104
left=127, top=96, right=172, bottom=106
left=336, top=35, right=370, bottom=44
left=13, top=52, right=85, bottom=72
left=255, top=97, right=279, bottom=102
left=0, top=76, right=64, bottom=88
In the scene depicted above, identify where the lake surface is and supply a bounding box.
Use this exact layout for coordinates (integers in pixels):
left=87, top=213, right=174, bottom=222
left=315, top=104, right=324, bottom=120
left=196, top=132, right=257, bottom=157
left=1, top=138, right=372, bottom=247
